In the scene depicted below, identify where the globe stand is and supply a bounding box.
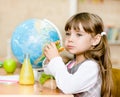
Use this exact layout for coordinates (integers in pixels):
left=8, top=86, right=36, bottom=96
left=33, top=68, right=44, bottom=81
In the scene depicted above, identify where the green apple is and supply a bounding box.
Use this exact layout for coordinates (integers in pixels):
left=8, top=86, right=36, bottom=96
left=3, top=59, right=17, bottom=74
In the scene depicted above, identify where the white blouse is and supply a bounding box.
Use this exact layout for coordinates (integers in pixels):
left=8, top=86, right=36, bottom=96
left=44, top=57, right=101, bottom=97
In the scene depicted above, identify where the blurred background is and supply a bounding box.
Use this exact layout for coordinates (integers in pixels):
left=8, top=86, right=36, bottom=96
left=0, top=0, right=120, bottom=68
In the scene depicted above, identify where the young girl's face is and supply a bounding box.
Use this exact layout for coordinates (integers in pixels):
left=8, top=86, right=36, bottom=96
left=64, top=23, right=94, bottom=55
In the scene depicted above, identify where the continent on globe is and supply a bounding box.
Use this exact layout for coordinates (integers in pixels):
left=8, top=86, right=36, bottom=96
left=11, top=19, right=62, bottom=68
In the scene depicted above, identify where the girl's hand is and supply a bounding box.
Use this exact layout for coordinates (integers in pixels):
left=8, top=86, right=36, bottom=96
left=44, top=42, right=60, bottom=61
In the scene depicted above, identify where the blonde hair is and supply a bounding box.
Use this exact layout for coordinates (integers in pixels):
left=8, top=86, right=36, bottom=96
left=65, top=12, right=115, bottom=97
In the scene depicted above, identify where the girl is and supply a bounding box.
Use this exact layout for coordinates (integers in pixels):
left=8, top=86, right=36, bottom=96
left=43, top=12, right=114, bottom=97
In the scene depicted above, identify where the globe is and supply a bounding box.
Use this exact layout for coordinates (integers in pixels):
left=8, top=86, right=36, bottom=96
left=11, top=19, right=62, bottom=68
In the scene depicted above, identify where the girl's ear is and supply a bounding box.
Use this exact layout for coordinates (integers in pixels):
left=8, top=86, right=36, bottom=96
left=92, top=34, right=101, bottom=46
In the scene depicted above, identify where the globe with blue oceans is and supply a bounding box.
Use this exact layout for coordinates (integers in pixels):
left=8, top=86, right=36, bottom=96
left=11, top=19, right=62, bottom=68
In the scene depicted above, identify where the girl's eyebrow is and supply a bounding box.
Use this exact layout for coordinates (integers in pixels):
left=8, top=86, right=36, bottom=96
left=78, top=30, right=86, bottom=33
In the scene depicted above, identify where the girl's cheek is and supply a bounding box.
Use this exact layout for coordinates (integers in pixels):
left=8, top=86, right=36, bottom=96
left=64, top=42, right=67, bottom=48
left=64, top=40, right=68, bottom=45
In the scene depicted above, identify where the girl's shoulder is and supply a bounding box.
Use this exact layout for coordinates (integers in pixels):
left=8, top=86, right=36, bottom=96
left=67, top=59, right=99, bottom=74
left=66, top=59, right=98, bottom=66
left=80, top=59, right=99, bottom=70
left=84, top=59, right=98, bottom=64
left=67, top=59, right=99, bottom=70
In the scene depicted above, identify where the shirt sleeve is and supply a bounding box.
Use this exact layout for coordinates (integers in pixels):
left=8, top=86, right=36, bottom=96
left=44, top=56, right=99, bottom=94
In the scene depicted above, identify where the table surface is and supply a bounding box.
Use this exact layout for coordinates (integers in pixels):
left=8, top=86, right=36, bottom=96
left=0, top=66, right=73, bottom=97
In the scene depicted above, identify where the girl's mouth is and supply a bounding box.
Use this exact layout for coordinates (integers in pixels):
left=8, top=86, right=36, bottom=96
left=67, top=45, right=74, bottom=49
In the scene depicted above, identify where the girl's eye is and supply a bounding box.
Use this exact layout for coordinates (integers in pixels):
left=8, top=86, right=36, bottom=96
left=76, top=33, right=82, bottom=36
left=65, top=32, right=71, bottom=36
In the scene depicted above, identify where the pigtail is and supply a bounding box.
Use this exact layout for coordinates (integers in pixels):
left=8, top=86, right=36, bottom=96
left=85, top=35, right=115, bottom=97
left=100, top=36, right=115, bottom=97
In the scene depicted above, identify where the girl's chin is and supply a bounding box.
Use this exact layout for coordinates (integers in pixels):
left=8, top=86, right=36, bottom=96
left=67, top=50, right=76, bottom=54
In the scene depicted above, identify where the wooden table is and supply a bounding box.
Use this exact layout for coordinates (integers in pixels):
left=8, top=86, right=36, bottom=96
left=0, top=67, right=73, bottom=97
